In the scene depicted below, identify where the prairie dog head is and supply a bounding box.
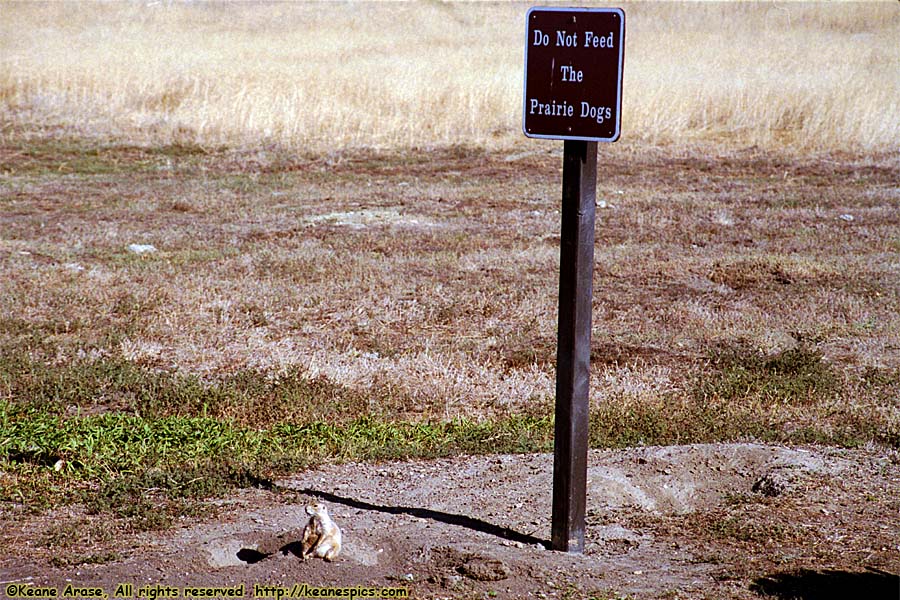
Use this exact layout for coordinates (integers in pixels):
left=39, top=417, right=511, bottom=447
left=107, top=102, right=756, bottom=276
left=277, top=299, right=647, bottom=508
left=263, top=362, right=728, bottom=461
left=306, top=502, right=329, bottom=517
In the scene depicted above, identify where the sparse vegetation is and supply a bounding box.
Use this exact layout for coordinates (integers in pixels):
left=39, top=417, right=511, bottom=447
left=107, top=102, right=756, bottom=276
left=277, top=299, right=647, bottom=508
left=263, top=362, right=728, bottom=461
left=2, top=134, right=898, bottom=531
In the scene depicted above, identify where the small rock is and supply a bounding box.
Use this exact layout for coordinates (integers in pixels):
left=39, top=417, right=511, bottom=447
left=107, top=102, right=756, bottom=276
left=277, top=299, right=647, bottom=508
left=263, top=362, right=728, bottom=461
left=128, top=243, right=157, bottom=254
left=839, top=214, right=855, bottom=222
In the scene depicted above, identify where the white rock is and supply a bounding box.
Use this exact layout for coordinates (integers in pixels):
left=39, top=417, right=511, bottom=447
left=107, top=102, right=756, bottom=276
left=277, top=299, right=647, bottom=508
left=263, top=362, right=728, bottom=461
left=128, top=244, right=158, bottom=254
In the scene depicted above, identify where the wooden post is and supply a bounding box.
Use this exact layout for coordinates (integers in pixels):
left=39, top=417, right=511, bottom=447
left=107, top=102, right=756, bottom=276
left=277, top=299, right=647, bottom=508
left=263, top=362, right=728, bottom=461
left=551, top=139, right=597, bottom=553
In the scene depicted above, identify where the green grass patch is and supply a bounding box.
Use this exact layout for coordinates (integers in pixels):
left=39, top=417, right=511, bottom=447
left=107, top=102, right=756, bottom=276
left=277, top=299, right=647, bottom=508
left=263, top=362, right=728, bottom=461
left=0, top=410, right=554, bottom=529
left=0, top=361, right=555, bottom=529
left=1, top=350, right=895, bottom=531
left=693, top=342, right=841, bottom=406
left=0, top=405, right=554, bottom=483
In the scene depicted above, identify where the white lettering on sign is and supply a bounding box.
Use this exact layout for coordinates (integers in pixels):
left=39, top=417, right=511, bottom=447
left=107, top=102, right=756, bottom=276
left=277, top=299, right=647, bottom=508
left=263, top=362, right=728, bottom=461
left=584, top=31, right=615, bottom=48
left=523, top=7, right=625, bottom=141
left=556, top=30, right=578, bottom=47
left=560, top=65, right=583, bottom=82
left=580, top=102, right=612, bottom=124
left=529, top=98, right=575, bottom=117
left=530, top=28, right=616, bottom=50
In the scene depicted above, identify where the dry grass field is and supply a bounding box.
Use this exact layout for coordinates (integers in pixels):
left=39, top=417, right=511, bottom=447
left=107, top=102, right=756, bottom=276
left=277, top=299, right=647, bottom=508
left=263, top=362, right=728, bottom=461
left=1, top=2, right=899, bottom=598
left=2, top=2, right=898, bottom=151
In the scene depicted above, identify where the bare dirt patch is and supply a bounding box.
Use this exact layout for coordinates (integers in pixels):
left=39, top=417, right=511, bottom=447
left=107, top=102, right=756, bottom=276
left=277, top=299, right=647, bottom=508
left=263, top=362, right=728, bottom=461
left=3, top=443, right=897, bottom=599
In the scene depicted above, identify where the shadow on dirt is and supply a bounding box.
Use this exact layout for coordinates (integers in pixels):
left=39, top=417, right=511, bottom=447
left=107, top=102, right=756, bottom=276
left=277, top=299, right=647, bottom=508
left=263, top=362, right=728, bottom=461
left=279, top=541, right=305, bottom=559
left=236, top=548, right=271, bottom=564
left=750, top=568, right=899, bottom=600
left=237, top=545, right=308, bottom=565
left=297, top=487, right=550, bottom=549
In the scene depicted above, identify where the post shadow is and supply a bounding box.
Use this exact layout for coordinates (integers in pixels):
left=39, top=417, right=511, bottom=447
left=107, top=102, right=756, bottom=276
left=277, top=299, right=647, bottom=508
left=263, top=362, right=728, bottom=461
left=295, top=487, right=550, bottom=550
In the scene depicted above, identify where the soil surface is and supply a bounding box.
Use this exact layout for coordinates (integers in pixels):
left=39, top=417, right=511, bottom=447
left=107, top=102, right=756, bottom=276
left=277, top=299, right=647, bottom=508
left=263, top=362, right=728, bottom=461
left=2, top=443, right=899, bottom=599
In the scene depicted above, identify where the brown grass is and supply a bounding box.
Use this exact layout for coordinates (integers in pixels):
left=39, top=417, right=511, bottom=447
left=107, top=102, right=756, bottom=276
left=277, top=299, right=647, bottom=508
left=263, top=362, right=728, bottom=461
left=1, top=2, right=898, bottom=152
left=1, top=137, right=897, bottom=445
left=1, top=2, right=898, bottom=452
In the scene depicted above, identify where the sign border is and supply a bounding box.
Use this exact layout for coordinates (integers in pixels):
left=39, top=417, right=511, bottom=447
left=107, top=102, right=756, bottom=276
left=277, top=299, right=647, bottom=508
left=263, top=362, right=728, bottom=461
left=522, top=6, right=625, bottom=143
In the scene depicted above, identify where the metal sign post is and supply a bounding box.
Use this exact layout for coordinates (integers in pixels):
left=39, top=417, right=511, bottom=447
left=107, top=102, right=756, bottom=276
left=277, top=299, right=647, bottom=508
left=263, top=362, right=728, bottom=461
left=523, top=6, right=625, bottom=553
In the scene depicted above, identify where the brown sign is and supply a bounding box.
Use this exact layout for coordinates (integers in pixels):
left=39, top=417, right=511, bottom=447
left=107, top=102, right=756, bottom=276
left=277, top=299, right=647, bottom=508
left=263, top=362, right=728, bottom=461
left=523, top=7, right=625, bottom=142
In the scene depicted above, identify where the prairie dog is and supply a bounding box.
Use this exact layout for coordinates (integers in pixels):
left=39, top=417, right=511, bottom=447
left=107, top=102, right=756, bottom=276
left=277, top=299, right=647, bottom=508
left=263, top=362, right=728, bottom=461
left=301, top=502, right=342, bottom=562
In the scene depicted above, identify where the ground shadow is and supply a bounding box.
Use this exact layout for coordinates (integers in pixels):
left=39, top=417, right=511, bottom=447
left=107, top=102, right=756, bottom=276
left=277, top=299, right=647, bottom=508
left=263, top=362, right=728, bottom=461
left=236, top=544, right=306, bottom=565
left=235, top=548, right=270, bottom=564
left=751, top=568, right=899, bottom=600
left=279, top=541, right=305, bottom=559
left=296, top=487, right=550, bottom=549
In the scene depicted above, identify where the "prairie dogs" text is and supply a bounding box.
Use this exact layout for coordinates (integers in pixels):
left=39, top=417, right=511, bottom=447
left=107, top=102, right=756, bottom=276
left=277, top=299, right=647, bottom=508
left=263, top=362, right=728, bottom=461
left=528, top=99, right=613, bottom=124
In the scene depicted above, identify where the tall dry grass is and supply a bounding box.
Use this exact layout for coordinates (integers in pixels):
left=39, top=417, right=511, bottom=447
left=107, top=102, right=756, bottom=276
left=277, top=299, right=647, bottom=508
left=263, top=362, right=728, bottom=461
left=1, top=1, right=898, bottom=152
